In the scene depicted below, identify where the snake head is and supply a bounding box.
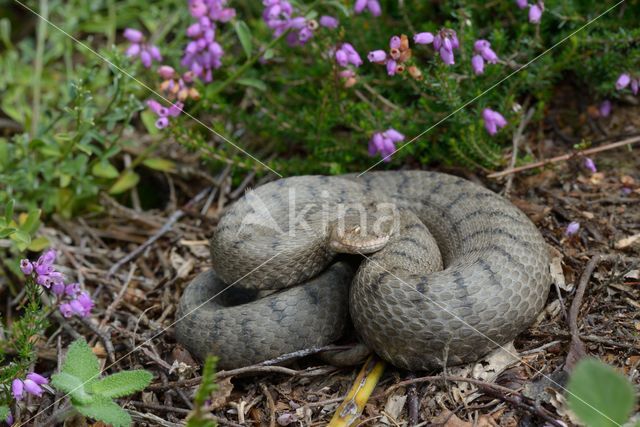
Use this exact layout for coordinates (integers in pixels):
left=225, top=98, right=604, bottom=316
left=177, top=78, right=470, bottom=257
left=328, top=209, right=397, bottom=254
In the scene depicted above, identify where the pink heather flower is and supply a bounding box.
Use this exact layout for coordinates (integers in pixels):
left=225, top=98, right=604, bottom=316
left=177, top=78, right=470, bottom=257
left=26, top=373, right=48, bottom=385
left=368, top=128, right=404, bottom=161
left=76, top=291, right=94, bottom=315
left=529, top=2, right=543, bottom=23
left=20, top=259, right=33, bottom=275
left=413, top=32, right=434, bottom=45
left=615, top=73, right=631, bottom=90
left=367, top=50, right=387, bottom=63
left=599, top=100, right=611, bottom=118
left=5, top=412, right=13, bottom=426
left=516, top=0, right=528, bottom=8
left=482, top=108, right=507, bottom=135
left=354, top=0, right=381, bottom=17
left=472, top=55, right=484, bottom=75
left=168, top=102, right=184, bottom=117
left=12, top=379, right=24, bottom=400
left=22, top=379, right=43, bottom=397
left=158, top=65, right=176, bottom=79
left=632, top=79, right=639, bottom=95
left=319, top=15, right=339, bottom=28
left=584, top=158, right=597, bottom=173
left=565, top=221, right=580, bottom=236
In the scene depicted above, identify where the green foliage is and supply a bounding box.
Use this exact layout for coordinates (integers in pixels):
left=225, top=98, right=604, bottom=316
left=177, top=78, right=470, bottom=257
left=2, top=0, right=640, bottom=209
left=186, top=356, right=219, bottom=427
left=51, top=339, right=153, bottom=427
left=566, top=358, right=637, bottom=427
left=0, top=405, right=8, bottom=421
left=0, top=275, right=50, bottom=415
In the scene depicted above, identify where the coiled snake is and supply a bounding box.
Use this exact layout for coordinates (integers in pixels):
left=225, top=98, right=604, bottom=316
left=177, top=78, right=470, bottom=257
left=176, top=171, right=551, bottom=370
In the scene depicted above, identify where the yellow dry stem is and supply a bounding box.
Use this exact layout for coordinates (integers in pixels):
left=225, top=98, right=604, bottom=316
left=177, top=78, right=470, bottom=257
left=328, top=356, right=386, bottom=427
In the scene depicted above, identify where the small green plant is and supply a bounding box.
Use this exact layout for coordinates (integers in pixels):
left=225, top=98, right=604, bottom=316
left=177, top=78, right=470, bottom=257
left=51, top=339, right=153, bottom=427
left=566, top=358, right=638, bottom=427
left=186, top=355, right=219, bottom=427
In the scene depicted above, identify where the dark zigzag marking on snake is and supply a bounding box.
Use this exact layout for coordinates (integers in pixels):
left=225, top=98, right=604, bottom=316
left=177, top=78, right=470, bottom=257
left=463, top=228, right=533, bottom=249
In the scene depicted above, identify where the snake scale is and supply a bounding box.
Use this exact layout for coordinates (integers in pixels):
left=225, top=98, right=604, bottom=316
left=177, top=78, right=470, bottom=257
left=176, top=171, right=551, bottom=370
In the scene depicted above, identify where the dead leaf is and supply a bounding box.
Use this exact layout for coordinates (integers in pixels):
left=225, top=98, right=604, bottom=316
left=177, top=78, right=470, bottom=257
left=615, top=233, right=640, bottom=249
left=549, top=252, right=570, bottom=292
left=210, top=377, right=234, bottom=409
left=379, top=394, right=407, bottom=425
left=432, top=410, right=471, bottom=427
left=170, top=248, right=194, bottom=278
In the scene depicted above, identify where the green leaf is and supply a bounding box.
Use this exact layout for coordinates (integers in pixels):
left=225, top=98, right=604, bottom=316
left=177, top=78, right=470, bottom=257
left=10, top=229, right=31, bottom=245
left=234, top=21, right=252, bottom=59
left=194, top=356, right=218, bottom=406
left=75, top=396, right=132, bottom=427
left=91, top=370, right=153, bottom=399
left=4, top=199, right=14, bottom=221
left=237, top=77, right=267, bottom=92
left=567, top=358, right=635, bottom=427
left=141, top=110, right=160, bottom=135
left=51, top=372, right=94, bottom=405
left=142, top=157, right=176, bottom=173
left=28, top=236, right=50, bottom=251
left=61, top=339, right=101, bottom=383
left=92, top=160, right=120, bottom=179
left=108, top=170, right=140, bottom=194
left=0, top=227, right=16, bottom=238
left=0, top=405, right=9, bottom=421
left=19, top=208, right=41, bottom=234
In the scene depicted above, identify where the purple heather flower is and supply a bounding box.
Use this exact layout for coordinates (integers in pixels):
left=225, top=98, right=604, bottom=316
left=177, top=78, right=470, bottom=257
left=482, top=108, right=507, bottom=135
left=367, top=50, right=387, bottom=63
left=156, top=117, right=170, bottom=129
left=472, top=55, right=485, bottom=75
left=433, top=29, right=458, bottom=65
left=335, top=43, right=362, bottom=68
left=386, top=59, right=397, bottom=76
left=6, top=412, right=13, bottom=426
left=413, top=32, right=434, bottom=45
left=439, top=46, right=455, bottom=65
left=319, top=15, right=339, bottom=28
left=516, top=0, right=528, bottom=8
left=123, top=28, right=161, bottom=68
left=616, top=73, right=631, bottom=90
left=632, top=79, right=639, bottom=95
left=65, top=282, right=80, bottom=296
left=20, top=259, right=33, bottom=275
left=584, top=157, right=597, bottom=173
left=51, top=282, right=65, bottom=296
left=474, top=39, right=498, bottom=64
left=389, top=35, right=402, bottom=49
left=368, top=128, right=404, bottom=161
left=26, top=373, right=48, bottom=386
left=354, top=0, right=381, bottom=17
left=12, top=379, right=24, bottom=400
left=565, top=221, right=580, bottom=236
left=599, top=100, right=611, bottom=117
left=60, top=303, right=73, bottom=318
left=529, top=2, right=543, bottom=23
left=22, top=379, right=43, bottom=397
left=123, top=28, right=143, bottom=43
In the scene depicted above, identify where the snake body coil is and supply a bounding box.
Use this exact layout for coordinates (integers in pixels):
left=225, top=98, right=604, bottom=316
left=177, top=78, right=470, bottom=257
left=176, top=171, right=551, bottom=370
